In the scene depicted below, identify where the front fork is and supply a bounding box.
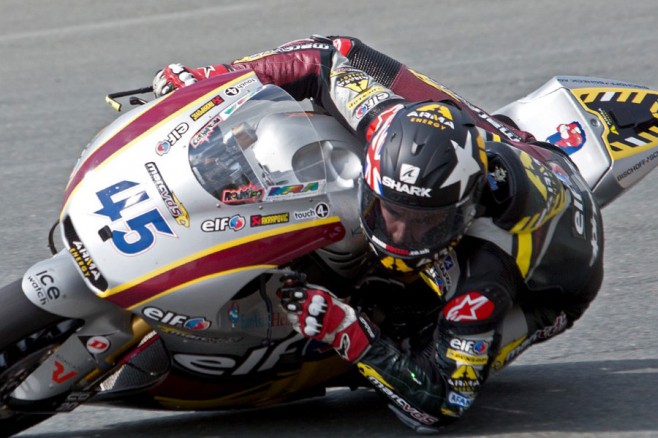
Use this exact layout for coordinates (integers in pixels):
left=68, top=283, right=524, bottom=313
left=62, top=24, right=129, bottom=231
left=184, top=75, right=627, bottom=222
left=10, top=250, right=155, bottom=409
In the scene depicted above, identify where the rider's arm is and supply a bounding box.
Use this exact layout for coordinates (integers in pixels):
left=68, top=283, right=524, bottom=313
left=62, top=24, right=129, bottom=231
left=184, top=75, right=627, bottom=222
left=189, top=38, right=407, bottom=141
left=163, top=35, right=533, bottom=145
left=357, top=239, right=519, bottom=432
left=326, top=36, right=537, bottom=144
left=356, top=337, right=452, bottom=431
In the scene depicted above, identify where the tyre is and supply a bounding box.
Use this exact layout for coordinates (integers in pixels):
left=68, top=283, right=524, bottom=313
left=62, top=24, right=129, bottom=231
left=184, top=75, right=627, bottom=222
left=0, top=279, right=82, bottom=437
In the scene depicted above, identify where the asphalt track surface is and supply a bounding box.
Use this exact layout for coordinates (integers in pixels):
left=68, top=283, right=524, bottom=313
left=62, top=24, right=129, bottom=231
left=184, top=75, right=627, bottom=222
left=1, top=0, right=658, bottom=436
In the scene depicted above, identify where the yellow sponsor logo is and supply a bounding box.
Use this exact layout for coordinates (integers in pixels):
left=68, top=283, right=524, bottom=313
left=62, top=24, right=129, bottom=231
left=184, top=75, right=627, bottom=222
left=451, top=365, right=478, bottom=380
left=446, top=348, right=488, bottom=365
left=261, top=213, right=288, bottom=225
left=441, top=407, right=461, bottom=417
left=492, top=336, right=527, bottom=370
left=251, top=212, right=290, bottom=227
left=335, top=71, right=370, bottom=92
left=172, top=194, right=190, bottom=228
left=190, top=96, right=224, bottom=122
left=357, top=363, right=393, bottom=389
left=380, top=256, right=414, bottom=273
left=191, top=101, right=216, bottom=121
left=413, top=103, right=454, bottom=120
left=347, top=85, right=386, bottom=110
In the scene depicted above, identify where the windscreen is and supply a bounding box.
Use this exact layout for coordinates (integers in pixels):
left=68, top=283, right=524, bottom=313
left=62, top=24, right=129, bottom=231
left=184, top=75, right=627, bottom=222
left=189, top=85, right=327, bottom=205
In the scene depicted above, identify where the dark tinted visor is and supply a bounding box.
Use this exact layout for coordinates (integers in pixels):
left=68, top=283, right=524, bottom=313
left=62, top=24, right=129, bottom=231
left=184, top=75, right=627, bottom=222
left=360, top=184, right=476, bottom=257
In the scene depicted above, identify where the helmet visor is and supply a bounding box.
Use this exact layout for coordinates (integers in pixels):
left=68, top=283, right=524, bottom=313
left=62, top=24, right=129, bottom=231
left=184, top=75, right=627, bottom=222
left=360, top=183, right=476, bottom=258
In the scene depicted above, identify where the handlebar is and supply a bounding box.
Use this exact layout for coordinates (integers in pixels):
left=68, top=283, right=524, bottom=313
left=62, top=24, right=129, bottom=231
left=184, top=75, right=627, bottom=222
left=105, top=86, right=154, bottom=112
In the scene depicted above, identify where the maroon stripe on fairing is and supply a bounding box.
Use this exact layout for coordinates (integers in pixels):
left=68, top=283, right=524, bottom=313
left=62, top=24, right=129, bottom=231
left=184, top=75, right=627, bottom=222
left=62, top=71, right=252, bottom=207
left=105, top=221, right=346, bottom=309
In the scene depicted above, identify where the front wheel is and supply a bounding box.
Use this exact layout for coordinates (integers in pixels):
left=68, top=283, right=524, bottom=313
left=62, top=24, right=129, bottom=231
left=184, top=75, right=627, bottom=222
left=0, top=279, right=82, bottom=437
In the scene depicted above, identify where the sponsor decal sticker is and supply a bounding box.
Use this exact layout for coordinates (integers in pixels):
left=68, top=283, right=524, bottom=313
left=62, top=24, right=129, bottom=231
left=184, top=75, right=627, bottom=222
left=191, top=116, right=222, bottom=149
left=293, top=202, right=330, bottom=221
left=277, top=42, right=332, bottom=52
left=84, top=336, right=111, bottom=355
left=250, top=212, right=290, bottom=227
left=233, top=42, right=332, bottom=64
left=382, top=175, right=432, bottom=197
left=616, top=150, right=658, bottom=182
left=52, top=360, right=78, bottom=384
left=446, top=348, right=489, bottom=365
left=190, top=95, right=224, bottom=121
left=156, top=122, right=189, bottom=155
left=27, top=270, right=61, bottom=306
left=347, top=85, right=387, bottom=111
left=335, top=71, right=370, bottom=92
left=222, top=184, right=264, bottom=204
left=449, top=337, right=489, bottom=355
left=156, top=140, right=171, bottom=156
left=354, top=91, right=390, bottom=119
left=63, top=218, right=108, bottom=290
left=448, top=365, right=481, bottom=392
left=407, top=103, right=455, bottom=130
left=546, top=121, right=586, bottom=154
left=93, top=181, right=176, bottom=256
left=145, top=162, right=190, bottom=228
left=143, top=306, right=211, bottom=331
left=492, top=312, right=568, bottom=370
left=400, top=164, right=420, bottom=184
left=448, top=391, right=474, bottom=408
left=223, top=76, right=257, bottom=97
left=201, top=215, right=246, bottom=232
left=443, top=292, right=494, bottom=322
left=69, top=240, right=107, bottom=288
left=266, top=181, right=323, bottom=198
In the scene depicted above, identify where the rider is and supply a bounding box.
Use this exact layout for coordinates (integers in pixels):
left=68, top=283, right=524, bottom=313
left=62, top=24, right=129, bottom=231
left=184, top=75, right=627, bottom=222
left=152, top=36, right=603, bottom=432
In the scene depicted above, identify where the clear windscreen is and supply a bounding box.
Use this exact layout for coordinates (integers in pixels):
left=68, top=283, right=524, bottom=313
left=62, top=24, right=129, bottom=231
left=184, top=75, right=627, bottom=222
left=189, top=85, right=327, bottom=205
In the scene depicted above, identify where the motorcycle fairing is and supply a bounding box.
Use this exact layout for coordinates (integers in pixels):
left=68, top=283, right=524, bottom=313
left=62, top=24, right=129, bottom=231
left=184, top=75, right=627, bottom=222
left=96, top=216, right=345, bottom=309
left=496, top=76, right=658, bottom=207
left=60, top=77, right=357, bottom=293
left=14, top=68, right=368, bottom=410
left=152, top=355, right=353, bottom=410
left=48, top=74, right=363, bottom=353
left=63, top=70, right=257, bottom=208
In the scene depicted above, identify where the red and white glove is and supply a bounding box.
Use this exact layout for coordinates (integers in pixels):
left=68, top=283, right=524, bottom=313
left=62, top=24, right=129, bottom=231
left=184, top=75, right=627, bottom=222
left=152, top=63, right=204, bottom=97
left=279, top=277, right=378, bottom=363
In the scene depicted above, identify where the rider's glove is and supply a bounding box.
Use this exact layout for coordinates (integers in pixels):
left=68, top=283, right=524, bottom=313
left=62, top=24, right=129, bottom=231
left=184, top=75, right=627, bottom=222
left=279, top=276, right=378, bottom=363
left=152, top=63, right=203, bottom=97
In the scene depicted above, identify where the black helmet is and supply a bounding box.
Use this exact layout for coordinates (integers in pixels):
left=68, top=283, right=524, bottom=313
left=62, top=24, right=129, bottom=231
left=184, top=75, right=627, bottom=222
left=360, top=101, right=487, bottom=270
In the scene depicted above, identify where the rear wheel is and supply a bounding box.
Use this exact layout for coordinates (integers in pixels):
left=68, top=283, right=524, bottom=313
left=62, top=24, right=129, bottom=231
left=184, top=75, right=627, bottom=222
left=0, top=279, right=82, bottom=437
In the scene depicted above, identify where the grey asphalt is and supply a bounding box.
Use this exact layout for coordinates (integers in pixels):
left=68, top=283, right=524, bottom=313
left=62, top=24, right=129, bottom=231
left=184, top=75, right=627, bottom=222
left=1, top=0, right=657, bottom=436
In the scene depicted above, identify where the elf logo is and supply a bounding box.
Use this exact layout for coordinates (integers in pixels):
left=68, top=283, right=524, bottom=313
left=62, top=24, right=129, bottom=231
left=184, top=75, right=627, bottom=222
left=449, top=337, right=489, bottom=355
left=201, top=215, right=246, bottom=232
left=143, top=306, right=211, bottom=331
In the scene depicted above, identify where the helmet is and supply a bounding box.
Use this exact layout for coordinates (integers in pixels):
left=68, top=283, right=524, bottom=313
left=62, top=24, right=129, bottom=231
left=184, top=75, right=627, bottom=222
left=360, top=101, right=487, bottom=270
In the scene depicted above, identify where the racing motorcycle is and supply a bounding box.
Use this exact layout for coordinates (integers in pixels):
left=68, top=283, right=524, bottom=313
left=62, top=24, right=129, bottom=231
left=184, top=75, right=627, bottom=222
left=2, top=69, right=658, bottom=436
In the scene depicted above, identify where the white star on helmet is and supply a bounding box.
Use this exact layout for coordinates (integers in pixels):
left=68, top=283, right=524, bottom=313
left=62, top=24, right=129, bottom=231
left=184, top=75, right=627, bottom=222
left=440, top=132, right=481, bottom=199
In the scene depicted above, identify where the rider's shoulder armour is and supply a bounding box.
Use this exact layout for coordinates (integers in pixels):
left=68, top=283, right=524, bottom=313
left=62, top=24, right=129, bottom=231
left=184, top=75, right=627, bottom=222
left=482, top=141, right=567, bottom=233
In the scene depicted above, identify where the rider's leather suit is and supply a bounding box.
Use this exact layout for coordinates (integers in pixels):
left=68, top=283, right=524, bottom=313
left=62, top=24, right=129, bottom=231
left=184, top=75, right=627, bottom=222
left=190, top=36, right=604, bottom=431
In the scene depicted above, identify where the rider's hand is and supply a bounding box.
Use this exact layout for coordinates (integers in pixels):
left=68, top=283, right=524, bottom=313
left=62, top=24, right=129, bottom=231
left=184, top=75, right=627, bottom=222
left=279, top=277, right=378, bottom=363
left=152, top=63, right=203, bottom=97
